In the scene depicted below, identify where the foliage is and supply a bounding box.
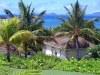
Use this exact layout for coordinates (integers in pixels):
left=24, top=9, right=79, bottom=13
left=10, top=30, right=34, bottom=45
left=10, top=30, right=37, bottom=58
left=30, top=52, right=61, bottom=70
left=54, top=0, right=100, bottom=45
left=0, top=17, right=20, bottom=62
left=53, top=22, right=71, bottom=32
left=0, top=53, right=100, bottom=74
left=8, top=52, right=61, bottom=69
left=53, top=58, right=100, bottom=74
left=3, top=0, right=49, bottom=53
left=64, top=1, right=86, bottom=28
left=4, top=0, right=45, bottom=31
left=86, top=44, right=100, bottom=58
left=4, top=9, right=14, bottom=18
left=0, top=17, right=20, bottom=42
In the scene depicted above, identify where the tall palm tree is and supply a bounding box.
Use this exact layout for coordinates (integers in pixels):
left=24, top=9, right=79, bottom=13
left=0, top=17, right=20, bottom=62
left=54, top=0, right=100, bottom=59
left=4, top=0, right=47, bottom=52
left=55, top=0, right=100, bottom=45
left=4, top=0, right=46, bottom=31
left=18, top=0, right=45, bottom=30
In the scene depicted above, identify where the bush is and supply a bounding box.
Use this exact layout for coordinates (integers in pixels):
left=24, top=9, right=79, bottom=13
left=28, top=52, right=61, bottom=69
left=53, top=59, right=100, bottom=74
left=7, top=52, right=61, bottom=70
left=0, top=52, right=100, bottom=74
left=87, top=45, right=100, bottom=58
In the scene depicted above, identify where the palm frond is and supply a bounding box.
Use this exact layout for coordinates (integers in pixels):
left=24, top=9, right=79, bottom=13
left=81, top=28, right=100, bottom=42
left=4, top=9, right=14, bottom=18
left=38, top=10, right=46, bottom=17
left=10, top=30, right=36, bottom=45
left=56, top=16, right=66, bottom=22
left=54, top=31, right=71, bottom=37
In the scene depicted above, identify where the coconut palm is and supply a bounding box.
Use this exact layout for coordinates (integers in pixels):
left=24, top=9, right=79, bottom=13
left=4, top=0, right=47, bottom=53
left=9, top=30, right=37, bottom=58
left=55, top=0, right=100, bottom=46
left=54, top=0, right=100, bottom=59
left=4, top=0, right=46, bottom=31
left=0, top=17, right=20, bottom=62
left=18, top=0, right=46, bottom=30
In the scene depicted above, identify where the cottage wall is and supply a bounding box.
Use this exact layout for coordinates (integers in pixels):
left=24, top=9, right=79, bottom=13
left=43, top=45, right=88, bottom=59
left=43, top=45, right=66, bottom=59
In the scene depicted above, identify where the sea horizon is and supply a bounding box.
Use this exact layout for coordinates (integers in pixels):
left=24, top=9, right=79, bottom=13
left=0, top=14, right=100, bottom=29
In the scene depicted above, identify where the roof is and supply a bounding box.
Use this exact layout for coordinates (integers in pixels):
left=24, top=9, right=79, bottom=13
left=44, top=36, right=69, bottom=49
left=43, top=36, right=95, bottom=49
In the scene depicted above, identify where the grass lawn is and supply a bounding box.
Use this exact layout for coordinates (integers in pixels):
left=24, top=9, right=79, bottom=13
left=0, top=67, right=96, bottom=75
left=0, top=67, right=41, bottom=75
left=42, top=70, right=95, bottom=75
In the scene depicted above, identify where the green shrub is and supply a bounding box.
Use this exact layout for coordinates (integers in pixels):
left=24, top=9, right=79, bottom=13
left=87, top=45, right=100, bottom=58
left=6, top=52, right=61, bottom=70
left=21, top=52, right=61, bottom=70
left=0, top=52, right=100, bottom=74
left=53, top=59, right=100, bottom=74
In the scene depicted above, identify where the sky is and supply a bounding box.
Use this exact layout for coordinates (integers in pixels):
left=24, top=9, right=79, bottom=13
left=0, top=0, right=100, bottom=15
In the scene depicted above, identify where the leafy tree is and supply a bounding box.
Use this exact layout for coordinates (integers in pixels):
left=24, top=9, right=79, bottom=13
left=0, top=17, right=20, bottom=62
left=4, top=0, right=47, bottom=52
left=10, top=30, right=37, bottom=58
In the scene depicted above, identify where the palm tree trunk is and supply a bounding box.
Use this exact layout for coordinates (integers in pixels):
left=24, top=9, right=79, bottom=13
left=76, top=37, right=80, bottom=60
left=23, top=43, right=28, bottom=58
left=74, top=28, right=81, bottom=60
left=6, top=43, right=11, bottom=62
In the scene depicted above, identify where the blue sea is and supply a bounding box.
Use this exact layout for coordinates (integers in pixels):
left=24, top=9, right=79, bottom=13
left=43, top=15, right=100, bottom=29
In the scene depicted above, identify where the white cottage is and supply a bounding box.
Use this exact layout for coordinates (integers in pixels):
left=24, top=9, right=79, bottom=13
left=43, top=35, right=95, bottom=59
left=43, top=36, right=70, bottom=59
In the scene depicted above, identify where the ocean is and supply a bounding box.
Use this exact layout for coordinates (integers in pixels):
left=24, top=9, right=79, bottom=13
left=0, top=15, right=100, bottom=29
left=43, top=15, right=100, bottom=29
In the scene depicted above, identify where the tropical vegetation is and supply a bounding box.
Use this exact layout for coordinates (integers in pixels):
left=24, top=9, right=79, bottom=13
left=0, top=0, right=100, bottom=75
left=0, top=53, right=100, bottom=75
left=54, top=0, right=100, bottom=45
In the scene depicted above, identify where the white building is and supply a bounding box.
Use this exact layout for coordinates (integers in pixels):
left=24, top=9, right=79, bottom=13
left=43, top=35, right=95, bottom=59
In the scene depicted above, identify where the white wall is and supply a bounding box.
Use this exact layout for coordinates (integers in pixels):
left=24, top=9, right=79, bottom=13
left=43, top=45, right=66, bottom=59
left=43, top=45, right=88, bottom=59
left=43, top=45, right=52, bottom=56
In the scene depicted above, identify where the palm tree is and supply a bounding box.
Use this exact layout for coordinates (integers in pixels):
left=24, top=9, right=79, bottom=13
left=54, top=0, right=100, bottom=59
left=10, top=30, right=37, bottom=58
left=0, top=17, right=20, bottom=62
left=55, top=0, right=100, bottom=45
left=4, top=0, right=47, bottom=52
left=4, top=0, right=46, bottom=31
